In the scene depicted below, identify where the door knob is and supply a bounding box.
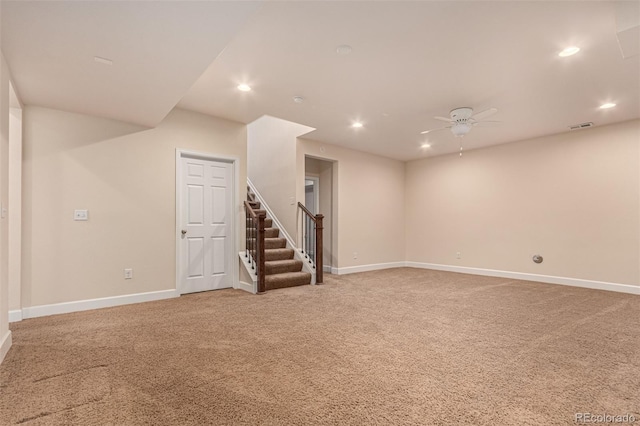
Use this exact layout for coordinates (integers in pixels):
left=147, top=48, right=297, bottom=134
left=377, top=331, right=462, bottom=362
left=181, top=230, right=187, bottom=235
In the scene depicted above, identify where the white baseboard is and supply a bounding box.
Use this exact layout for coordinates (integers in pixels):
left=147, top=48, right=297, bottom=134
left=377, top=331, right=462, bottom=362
left=406, top=262, right=640, bottom=295
left=9, top=309, right=22, bottom=323
left=20, top=289, right=180, bottom=320
left=235, top=280, right=256, bottom=294
left=323, top=265, right=332, bottom=273
left=330, top=261, right=639, bottom=295
left=0, top=330, right=12, bottom=364
left=335, top=262, right=406, bottom=275
left=238, top=252, right=258, bottom=293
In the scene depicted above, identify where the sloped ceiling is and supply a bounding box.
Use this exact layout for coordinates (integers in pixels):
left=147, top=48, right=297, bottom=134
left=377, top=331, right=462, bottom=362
left=1, top=1, right=261, bottom=127
left=2, top=1, right=639, bottom=159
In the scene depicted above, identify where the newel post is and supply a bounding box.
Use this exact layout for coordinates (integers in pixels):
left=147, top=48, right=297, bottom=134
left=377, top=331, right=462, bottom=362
left=315, top=214, right=324, bottom=284
left=257, top=213, right=266, bottom=293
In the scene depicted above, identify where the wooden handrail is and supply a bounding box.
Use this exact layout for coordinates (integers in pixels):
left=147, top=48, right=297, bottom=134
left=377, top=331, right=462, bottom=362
left=244, top=201, right=266, bottom=293
left=297, top=202, right=324, bottom=284
left=297, top=202, right=316, bottom=220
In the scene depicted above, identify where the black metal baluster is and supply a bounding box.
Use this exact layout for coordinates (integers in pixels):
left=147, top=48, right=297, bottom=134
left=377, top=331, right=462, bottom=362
left=251, top=216, right=255, bottom=270
left=305, top=215, right=311, bottom=259
left=245, top=208, right=249, bottom=259
left=311, top=220, right=316, bottom=268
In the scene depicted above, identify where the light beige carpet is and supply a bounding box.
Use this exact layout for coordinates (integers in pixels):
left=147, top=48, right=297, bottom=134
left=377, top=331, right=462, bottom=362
left=1, top=268, right=639, bottom=425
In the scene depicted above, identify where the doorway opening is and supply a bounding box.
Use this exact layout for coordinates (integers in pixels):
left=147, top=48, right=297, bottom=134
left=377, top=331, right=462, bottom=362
left=176, top=150, right=238, bottom=295
left=304, top=156, right=336, bottom=273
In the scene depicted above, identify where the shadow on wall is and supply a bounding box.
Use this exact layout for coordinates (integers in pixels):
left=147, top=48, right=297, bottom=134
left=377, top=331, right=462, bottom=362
left=26, top=106, right=150, bottom=157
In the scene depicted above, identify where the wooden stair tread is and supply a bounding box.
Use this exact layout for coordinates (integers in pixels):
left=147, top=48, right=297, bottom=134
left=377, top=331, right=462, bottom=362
left=247, top=227, right=279, bottom=238
left=265, top=259, right=303, bottom=275
left=264, top=248, right=295, bottom=261
left=265, top=271, right=312, bottom=290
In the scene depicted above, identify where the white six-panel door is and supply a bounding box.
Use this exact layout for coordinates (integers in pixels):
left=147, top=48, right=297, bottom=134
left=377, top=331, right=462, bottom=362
left=179, top=156, right=233, bottom=294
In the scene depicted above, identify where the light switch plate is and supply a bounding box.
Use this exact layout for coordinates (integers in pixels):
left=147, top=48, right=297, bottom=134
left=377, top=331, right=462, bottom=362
left=74, top=209, right=88, bottom=221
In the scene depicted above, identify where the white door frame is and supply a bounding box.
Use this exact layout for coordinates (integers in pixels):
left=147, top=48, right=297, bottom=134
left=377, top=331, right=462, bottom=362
left=176, top=149, right=239, bottom=294
left=304, top=175, right=320, bottom=214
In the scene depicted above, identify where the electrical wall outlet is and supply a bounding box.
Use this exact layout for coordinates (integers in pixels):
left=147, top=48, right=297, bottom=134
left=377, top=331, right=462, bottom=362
left=124, top=268, right=133, bottom=279
left=353, top=252, right=358, bottom=259
left=456, top=251, right=461, bottom=259
left=74, top=209, right=89, bottom=221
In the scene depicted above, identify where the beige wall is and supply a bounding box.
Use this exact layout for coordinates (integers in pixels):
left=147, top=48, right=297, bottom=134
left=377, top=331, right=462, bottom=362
left=298, top=138, right=406, bottom=269
left=406, top=119, right=640, bottom=286
left=247, top=116, right=313, bottom=238
left=0, top=47, right=10, bottom=360
left=22, top=106, right=247, bottom=307
left=8, top=106, right=21, bottom=311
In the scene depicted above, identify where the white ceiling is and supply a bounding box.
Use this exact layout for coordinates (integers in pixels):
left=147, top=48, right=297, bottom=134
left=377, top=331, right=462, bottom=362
left=3, top=1, right=639, bottom=160
left=1, top=1, right=261, bottom=127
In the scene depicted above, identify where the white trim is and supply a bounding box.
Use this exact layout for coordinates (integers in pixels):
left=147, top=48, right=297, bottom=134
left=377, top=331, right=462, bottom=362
left=9, top=309, right=22, bottom=322
left=406, top=262, right=640, bottom=295
left=295, top=248, right=318, bottom=284
left=323, top=265, right=332, bottom=273
left=236, top=281, right=255, bottom=294
left=335, top=262, right=407, bottom=275
left=176, top=150, right=239, bottom=294
left=0, top=331, right=12, bottom=364
left=20, top=289, right=180, bottom=320
left=304, top=175, right=320, bottom=214
left=246, top=178, right=297, bottom=249
left=238, top=251, right=257, bottom=294
left=330, top=261, right=639, bottom=295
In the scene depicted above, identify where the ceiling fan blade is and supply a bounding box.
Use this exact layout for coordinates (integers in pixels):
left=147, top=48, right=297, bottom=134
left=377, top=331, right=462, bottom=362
left=433, top=116, right=452, bottom=123
left=470, top=108, right=497, bottom=121
left=420, top=126, right=450, bottom=134
left=473, top=120, right=502, bottom=127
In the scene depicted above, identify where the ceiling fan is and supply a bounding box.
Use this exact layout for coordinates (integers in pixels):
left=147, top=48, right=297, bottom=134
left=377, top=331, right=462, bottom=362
left=421, top=107, right=500, bottom=137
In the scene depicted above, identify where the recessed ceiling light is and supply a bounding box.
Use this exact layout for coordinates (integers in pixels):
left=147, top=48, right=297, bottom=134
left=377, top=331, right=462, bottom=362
left=237, top=84, right=251, bottom=92
left=558, top=46, right=580, bottom=57
left=599, top=102, right=616, bottom=109
left=293, top=96, right=304, bottom=103
left=94, top=56, right=113, bottom=66
left=351, top=122, right=363, bottom=128
left=336, top=45, right=353, bottom=55
left=421, top=143, right=431, bottom=149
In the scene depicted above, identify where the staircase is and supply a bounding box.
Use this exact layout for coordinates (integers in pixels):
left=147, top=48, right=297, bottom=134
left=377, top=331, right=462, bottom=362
left=246, top=190, right=311, bottom=291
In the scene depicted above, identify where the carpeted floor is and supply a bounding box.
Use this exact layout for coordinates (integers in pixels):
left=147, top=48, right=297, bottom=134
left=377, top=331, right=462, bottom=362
left=1, top=268, right=639, bottom=425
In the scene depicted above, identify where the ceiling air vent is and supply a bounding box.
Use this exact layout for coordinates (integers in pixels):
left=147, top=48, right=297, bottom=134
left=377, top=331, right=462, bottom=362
left=569, top=122, right=594, bottom=131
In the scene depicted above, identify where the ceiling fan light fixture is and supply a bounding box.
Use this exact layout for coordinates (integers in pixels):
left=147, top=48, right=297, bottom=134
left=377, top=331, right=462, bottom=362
left=451, top=123, right=471, bottom=136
